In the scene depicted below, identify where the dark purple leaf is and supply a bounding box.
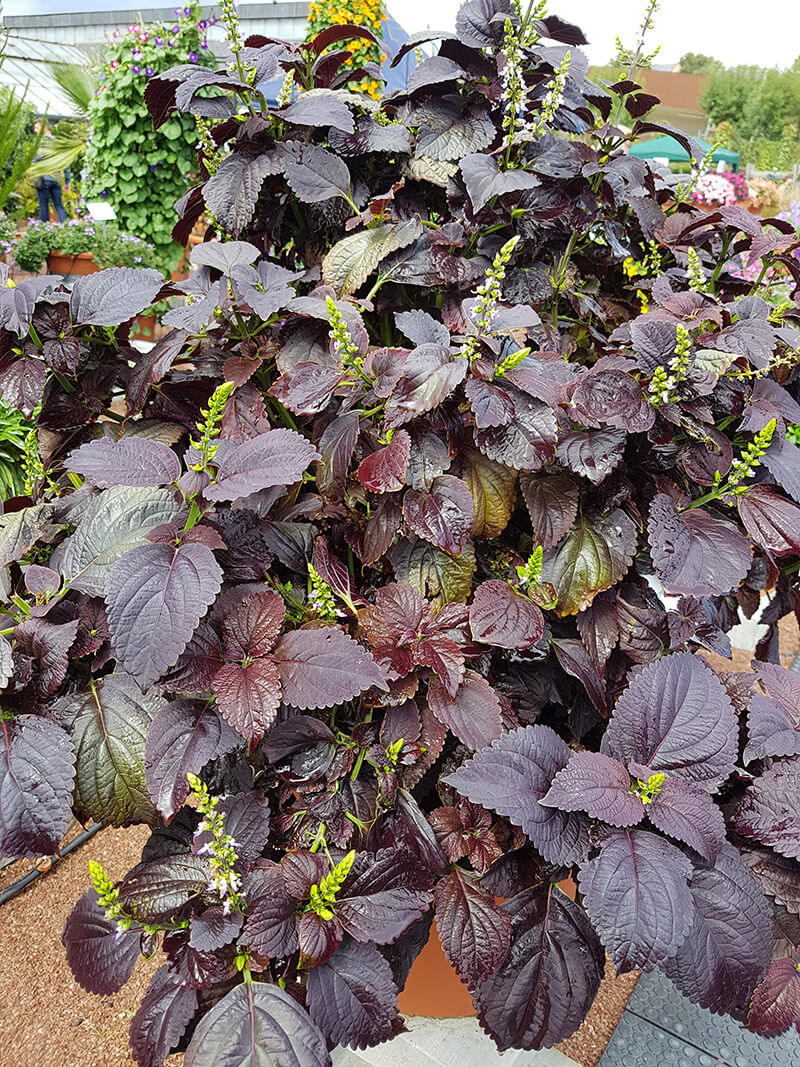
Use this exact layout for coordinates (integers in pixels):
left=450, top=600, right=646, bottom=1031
left=520, top=472, right=578, bottom=550
left=606, top=652, right=737, bottom=788
left=0, top=716, right=75, bottom=857
left=474, top=393, right=557, bottom=471
left=402, top=475, right=474, bottom=556
left=62, top=888, right=141, bottom=995
left=56, top=485, right=183, bottom=597
left=475, top=884, right=604, bottom=1049
left=169, top=624, right=225, bottom=694
left=205, top=428, right=318, bottom=502
left=648, top=494, right=752, bottom=597
left=732, top=758, right=800, bottom=860
left=661, top=844, right=771, bottom=1013
left=117, top=854, right=211, bottom=924
left=129, top=965, right=198, bottom=1067
left=571, top=360, right=654, bottom=433
left=0, top=276, right=60, bottom=335
left=556, top=428, right=627, bottom=485
left=0, top=357, right=46, bottom=416
left=189, top=240, right=259, bottom=273
left=68, top=438, right=181, bottom=488
left=336, top=848, right=432, bottom=944
left=24, top=564, right=60, bottom=597
left=307, top=936, right=398, bottom=1049
left=541, top=509, right=637, bottom=617
left=204, top=150, right=280, bottom=236
left=644, top=774, right=726, bottom=863
left=273, top=628, right=387, bottom=709
left=283, top=140, right=351, bottom=204
left=444, top=725, right=590, bottom=865
left=742, top=846, right=800, bottom=914
left=738, top=485, right=800, bottom=557
left=70, top=268, right=164, bottom=327
left=577, top=596, right=619, bottom=668
left=460, top=152, right=539, bottom=213
left=764, top=439, right=800, bottom=504
left=414, top=98, right=495, bottom=161
left=329, top=115, right=412, bottom=157
left=107, top=542, right=223, bottom=691
left=13, top=616, right=78, bottom=696
left=434, top=869, right=510, bottom=990
left=579, top=828, right=693, bottom=972
left=469, top=580, right=543, bottom=649
left=190, top=907, right=243, bottom=952
left=745, top=661, right=800, bottom=763
left=317, top=411, right=359, bottom=500
left=242, top=866, right=299, bottom=958
left=145, top=699, right=239, bottom=821
left=552, top=637, right=607, bottom=716
left=183, top=982, right=331, bottom=1067
left=542, top=751, right=643, bottom=827
left=357, top=430, right=411, bottom=493
left=747, top=951, right=800, bottom=1036
left=215, top=791, right=270, bottom=864
left=427, top=669, right=502, bottom=750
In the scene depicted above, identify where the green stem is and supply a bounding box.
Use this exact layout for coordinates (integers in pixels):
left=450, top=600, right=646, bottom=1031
left=350, top=710, right=374, bottom=782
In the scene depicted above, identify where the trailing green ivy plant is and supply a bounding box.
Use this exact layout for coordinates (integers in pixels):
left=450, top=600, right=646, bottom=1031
left=83, top=2, right=213, bottom=270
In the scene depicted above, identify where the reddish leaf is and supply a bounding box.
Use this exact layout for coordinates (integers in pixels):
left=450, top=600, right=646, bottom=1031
left=469, top=580, right=543, bottom=649
left=738, top=485, right=800, bottom=556
left=542, top=751, right=643, bottom=827
left=427, top=670, right=503, bottom=751
left=273, top=628, right=387, bottom=709
left=748, top=950, right=800, bottom=1036
left=434, top=870, right=511, bottom=990
left=357, top=430, right=411, bottom=493
left=221, top=590, right=285, bottom=659
left=213, top=659, right=282, bottom=741
left=402, top=475, right=474, bottom=555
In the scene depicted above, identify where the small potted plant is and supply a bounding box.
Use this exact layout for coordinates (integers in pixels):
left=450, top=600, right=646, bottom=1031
left=13, top=217, right=160, bottom=276
left=0, top=212, right=16, bottom=262
left=0, top=2, right=799, bottom=1064
left=693, top=172, right=737, bottom=210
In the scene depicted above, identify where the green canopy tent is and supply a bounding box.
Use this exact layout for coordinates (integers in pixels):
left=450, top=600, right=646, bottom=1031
left=629, top=135, right=740, bottom=172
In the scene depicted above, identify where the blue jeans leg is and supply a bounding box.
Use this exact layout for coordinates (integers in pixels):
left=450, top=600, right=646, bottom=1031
left=36, top=184, right=50, bottom=222
left=49, top=181, right=66, bottom=223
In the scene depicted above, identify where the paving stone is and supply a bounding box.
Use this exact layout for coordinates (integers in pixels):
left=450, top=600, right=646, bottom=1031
left=331, top=1015, right=580, bottom=1066
left=599, top=971, right=800, bottom=1067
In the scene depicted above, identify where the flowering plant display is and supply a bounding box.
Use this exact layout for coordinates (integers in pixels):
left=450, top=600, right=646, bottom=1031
left=306, top=0, right=387, bottom=100
left=13, top=218, right=161, bottom=274
left=724, top=169, right=750, bottom=202
left=0, top=1, right=800, bottom=1064
left=83, top=2, right=214, bottom=269
left=0, top=211, right=16, bottom=258
left=693, top=171, right=737, bottom=206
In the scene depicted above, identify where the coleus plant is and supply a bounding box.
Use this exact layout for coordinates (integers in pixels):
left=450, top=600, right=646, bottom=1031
left=1, top=0, right=800, bottom=1063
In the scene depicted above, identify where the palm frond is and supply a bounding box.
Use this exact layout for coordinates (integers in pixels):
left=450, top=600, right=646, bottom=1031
left=49, top=62, right=96, bottom=117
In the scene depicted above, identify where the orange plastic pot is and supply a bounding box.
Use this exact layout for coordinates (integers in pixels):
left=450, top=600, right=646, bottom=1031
left=47, top=250, right=98, bottom=275
left=130, top=312, right=158, bottom=343
left=397, top=875, right=577, bottom=1019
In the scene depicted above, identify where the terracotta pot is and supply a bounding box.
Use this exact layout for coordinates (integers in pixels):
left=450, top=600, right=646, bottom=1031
left=130, top=312, right=158, bottom=343
left=47, top=250, right=98, bottom=275
left=397, top=874, right=578, bottom=1019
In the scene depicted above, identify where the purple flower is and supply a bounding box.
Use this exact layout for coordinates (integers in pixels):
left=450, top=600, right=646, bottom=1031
left=174, top=5, right=182, bottom=14
left=201, top=40, right=208, bottom=49
left=189, top=51, right=198, bottom=63
left=144, top=66, right=154, bottom=77
left=172, top=25, right=180, bottom=33
left=150, top=164, right=158, bottom=172
left=100, top=189, right=109, bottom=198
left=183, top=6, right=192, bottom=14
left=131, top=49, right=142, bottom=60
left=198, top=19, right=207, bottom=29
left=167, top=38, right=175, bottom=47
left=132, top=65, right=140, bottom=74
left=154, top=36, right=163, bottom=46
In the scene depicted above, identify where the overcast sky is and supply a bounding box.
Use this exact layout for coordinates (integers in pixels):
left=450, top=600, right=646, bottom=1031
left=393, top=0, right=800, bottom=70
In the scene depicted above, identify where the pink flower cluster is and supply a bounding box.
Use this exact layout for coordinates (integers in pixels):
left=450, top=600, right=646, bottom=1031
left=693, top=173, right=737, bottom=207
